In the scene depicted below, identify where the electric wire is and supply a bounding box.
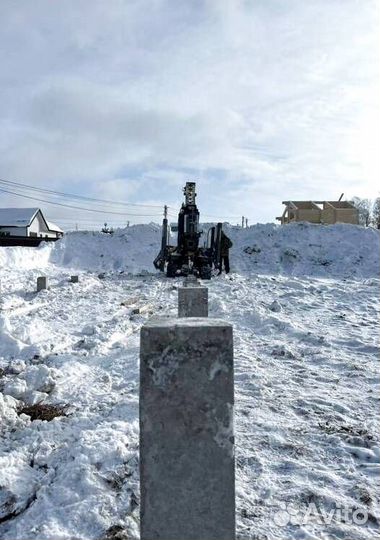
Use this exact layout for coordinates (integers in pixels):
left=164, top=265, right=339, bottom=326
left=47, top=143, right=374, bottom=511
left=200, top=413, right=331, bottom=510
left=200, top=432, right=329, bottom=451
left=0, top=178, right=165, bottom=209
left=0, top=187, right=162, bottom=217
left=0, top=177, right=249, bottom=222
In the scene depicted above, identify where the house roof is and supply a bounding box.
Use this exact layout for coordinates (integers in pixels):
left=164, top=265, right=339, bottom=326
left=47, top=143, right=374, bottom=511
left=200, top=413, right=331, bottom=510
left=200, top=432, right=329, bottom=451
left=46, top=220, right=63, bottom=233
left=0, top=207, right=40, bottom=227
left=0, top=208, right=63, bottom=233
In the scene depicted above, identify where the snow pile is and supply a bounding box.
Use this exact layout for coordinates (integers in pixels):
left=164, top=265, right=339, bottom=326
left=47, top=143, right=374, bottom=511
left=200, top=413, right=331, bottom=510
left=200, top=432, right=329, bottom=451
left=50, top=222, right=380, bottom=277
left=0, top=243, right=51, bottom=271
left=225, top=222, right=380, bottom=278
left=49, top=224, right=162, bottom=273
left=0, top=315, right=24, bottom=358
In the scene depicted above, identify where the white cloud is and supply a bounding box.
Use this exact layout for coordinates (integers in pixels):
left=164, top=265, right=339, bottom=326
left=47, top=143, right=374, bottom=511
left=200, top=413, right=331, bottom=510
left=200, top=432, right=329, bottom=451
left=0, top=0, right=378, bottom=225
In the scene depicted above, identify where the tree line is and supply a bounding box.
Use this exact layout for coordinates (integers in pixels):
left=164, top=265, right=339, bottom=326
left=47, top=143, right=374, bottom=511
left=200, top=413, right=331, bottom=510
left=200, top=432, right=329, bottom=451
left=350, top=197, right=380, bottom=228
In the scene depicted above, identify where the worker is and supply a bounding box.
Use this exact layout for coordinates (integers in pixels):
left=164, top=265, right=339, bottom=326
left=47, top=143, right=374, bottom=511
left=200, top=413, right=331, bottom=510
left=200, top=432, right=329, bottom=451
left=218, top=231, right=233, bottom=274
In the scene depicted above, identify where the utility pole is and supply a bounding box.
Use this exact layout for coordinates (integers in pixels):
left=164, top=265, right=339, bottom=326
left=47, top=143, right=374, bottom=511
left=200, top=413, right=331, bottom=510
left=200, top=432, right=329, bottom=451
left=241, top=216, right=244, bottom=228
left=161, top=205, right=169, bottom=257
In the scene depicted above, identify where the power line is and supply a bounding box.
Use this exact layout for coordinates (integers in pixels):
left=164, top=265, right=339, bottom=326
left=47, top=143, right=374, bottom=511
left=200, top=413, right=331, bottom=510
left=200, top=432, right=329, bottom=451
left=0, top=176, right=245, bottom=222
left=0, top=187, right=162, bottom=217
left=57, top=217, right=129, bottom=223
left=0, top=177, right=165, bottom=209
left=166, top=209, right=241, bottom=220
left=202, top=213, right=241, bottom=219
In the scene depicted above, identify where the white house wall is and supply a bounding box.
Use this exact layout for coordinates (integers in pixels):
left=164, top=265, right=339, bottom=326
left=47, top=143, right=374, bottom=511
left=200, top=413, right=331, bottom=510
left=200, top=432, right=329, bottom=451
left=28, top=212, right=46, bottom=234
left=28, top=212, right=57, bottom=238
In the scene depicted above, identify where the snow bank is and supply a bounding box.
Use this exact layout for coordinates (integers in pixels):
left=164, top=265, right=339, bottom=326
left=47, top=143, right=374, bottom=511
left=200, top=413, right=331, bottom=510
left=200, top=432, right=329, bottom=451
left=1, top=222, right=378, bottom=278
left=52, top=222, right=380, bottom=278
left=49, top=224, right=162, bottom=273
left=0, top=243, right=52, bottom=271
left=225, top=222, right=380, bottom=278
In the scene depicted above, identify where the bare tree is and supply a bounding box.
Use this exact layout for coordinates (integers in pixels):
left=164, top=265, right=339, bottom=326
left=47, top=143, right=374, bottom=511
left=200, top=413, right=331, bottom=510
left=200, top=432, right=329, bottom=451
left=372, top=197, right=380, bottom=229
left=350, top=197, right=372, bottom=226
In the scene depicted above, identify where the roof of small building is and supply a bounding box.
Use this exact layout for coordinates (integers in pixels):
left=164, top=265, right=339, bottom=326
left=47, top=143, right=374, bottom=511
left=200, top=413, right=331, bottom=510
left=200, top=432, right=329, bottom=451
left=46, top=220, right=63, bottom=233
left=0, top=207, right=40, bottom=227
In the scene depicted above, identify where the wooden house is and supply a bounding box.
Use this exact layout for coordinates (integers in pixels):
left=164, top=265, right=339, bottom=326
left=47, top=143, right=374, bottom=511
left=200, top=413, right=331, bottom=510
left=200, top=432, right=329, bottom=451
left=276, top=201, right=359, bottom=225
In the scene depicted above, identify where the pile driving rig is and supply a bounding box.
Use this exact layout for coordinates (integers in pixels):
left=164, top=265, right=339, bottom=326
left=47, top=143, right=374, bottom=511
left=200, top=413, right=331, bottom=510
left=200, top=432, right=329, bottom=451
left=154, top=182, right=223, bottom=279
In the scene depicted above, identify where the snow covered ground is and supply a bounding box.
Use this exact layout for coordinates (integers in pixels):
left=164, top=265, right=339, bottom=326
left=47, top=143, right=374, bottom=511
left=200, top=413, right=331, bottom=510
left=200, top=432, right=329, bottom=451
left=0, top=222, right=379, bottom=540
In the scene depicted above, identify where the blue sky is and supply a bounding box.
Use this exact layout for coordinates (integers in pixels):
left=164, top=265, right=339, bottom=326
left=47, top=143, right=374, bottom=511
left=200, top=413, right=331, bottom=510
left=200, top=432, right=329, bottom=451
left=0, top=0, right=379, bottom=227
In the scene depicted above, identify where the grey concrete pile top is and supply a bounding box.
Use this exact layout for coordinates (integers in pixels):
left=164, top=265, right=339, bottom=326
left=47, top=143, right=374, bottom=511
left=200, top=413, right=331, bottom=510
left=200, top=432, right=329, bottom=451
left=145, top=316, right=230, bottom=328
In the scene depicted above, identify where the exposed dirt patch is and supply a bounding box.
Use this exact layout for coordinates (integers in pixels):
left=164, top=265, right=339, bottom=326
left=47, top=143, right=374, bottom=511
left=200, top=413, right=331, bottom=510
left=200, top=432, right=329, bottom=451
left=99, top=525, right=129, bottom=540
left=18, top=403, right=68, bottom=421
